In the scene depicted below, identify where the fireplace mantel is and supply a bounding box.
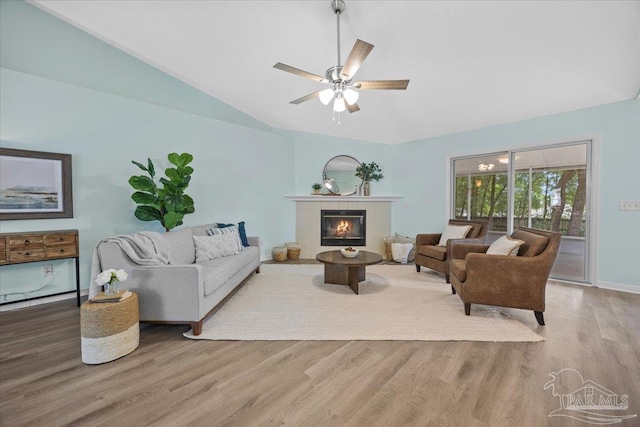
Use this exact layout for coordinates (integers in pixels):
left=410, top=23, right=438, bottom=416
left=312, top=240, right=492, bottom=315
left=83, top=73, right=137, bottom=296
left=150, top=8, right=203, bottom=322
left=288, top=196, right=400, bottom=259
left=286, top=196, right=403, bottom=202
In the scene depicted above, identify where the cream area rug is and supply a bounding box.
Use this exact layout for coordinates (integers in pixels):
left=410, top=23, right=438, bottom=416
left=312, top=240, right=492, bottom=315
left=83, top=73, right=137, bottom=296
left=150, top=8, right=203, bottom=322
left=184, top=264, right=544, bottom=342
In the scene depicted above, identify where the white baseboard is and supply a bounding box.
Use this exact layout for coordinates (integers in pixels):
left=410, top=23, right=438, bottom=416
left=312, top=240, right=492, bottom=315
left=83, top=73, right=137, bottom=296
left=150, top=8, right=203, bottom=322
left=0, top=289, right=88, bottom=312
left=597, top=281, right=640, bottom=294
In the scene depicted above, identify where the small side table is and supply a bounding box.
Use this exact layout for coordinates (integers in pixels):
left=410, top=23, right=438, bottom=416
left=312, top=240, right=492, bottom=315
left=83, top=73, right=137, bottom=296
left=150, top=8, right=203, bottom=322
left=80, top=292, right=139, bottom=364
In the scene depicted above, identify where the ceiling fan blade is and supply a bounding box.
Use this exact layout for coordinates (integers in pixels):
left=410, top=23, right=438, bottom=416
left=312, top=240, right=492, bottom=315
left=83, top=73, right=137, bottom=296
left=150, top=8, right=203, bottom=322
left=353, top=80, right=410, bottom=90
left=274, top=62, right=328, bottom=83
left=290, top=91, right=321, bottom=105
left=345, top=101, right=360, bottom=113
left=340, top=39, right=374, bottom=81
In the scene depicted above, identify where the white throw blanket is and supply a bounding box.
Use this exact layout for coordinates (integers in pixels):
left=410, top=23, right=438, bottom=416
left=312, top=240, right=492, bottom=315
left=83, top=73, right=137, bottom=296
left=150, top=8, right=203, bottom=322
left=90, top=231, right=172, bottom=298
left=391, top=242, right=414, bottom=264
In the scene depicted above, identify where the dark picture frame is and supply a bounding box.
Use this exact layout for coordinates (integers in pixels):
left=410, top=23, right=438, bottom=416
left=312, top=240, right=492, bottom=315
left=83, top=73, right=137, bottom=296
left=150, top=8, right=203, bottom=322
left=0, top=148, right=73, bottom=220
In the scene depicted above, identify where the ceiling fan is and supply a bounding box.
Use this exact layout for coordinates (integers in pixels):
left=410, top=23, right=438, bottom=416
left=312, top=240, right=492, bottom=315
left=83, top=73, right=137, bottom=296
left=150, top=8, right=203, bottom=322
left=273, top=0, right=409, bottom=116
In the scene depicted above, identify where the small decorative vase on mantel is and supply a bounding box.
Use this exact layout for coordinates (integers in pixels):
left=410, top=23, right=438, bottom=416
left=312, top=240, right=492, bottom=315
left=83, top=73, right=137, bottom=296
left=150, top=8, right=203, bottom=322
left=355, top=161, right=383, bottom=198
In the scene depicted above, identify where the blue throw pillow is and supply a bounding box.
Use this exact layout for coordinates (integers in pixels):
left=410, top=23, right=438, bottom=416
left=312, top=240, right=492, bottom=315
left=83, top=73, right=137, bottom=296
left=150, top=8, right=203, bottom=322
left=218, top=221, right=249, bottom=247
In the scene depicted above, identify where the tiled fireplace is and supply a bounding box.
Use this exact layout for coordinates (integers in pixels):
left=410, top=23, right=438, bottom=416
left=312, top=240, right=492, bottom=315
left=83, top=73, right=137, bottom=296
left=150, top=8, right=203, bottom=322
left=321, top=209, right=366, bottom=246
left=288, top=196, right=401, bottom=259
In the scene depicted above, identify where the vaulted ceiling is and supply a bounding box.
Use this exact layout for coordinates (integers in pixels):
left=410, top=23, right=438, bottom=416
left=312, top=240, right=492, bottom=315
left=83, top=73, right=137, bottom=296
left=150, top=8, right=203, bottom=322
left=31, top=0, right=640, bottom=144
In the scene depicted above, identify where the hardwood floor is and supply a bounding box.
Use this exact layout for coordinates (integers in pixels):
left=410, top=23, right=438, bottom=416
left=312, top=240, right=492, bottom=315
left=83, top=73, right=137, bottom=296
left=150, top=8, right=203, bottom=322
left=1, top=268, right=639, bottom=427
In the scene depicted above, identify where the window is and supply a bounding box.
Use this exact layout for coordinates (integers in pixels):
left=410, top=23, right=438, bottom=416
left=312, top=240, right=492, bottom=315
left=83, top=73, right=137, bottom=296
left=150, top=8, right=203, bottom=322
left=451, top=142, right=592, bottom=283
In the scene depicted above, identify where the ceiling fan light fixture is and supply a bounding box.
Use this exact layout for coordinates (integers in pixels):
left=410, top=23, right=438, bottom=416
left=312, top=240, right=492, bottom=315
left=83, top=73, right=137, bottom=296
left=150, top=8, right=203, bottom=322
left=319, top=88, right=335, bottom=105
left=343, top=88, right=359, bottom=105
left=274, top=0, right=409, bottom=118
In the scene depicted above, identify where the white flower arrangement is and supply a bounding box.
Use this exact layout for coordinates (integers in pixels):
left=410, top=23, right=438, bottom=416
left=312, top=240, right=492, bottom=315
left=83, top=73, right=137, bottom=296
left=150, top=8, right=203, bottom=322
left=95, top=269, right=128, bottom=286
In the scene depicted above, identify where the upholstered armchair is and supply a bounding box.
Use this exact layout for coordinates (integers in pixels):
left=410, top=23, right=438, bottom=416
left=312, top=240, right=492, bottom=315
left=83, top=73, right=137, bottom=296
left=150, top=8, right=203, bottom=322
left=415, top=219, right=488, bottom=283
left=449, top=227, right=561, bottom=325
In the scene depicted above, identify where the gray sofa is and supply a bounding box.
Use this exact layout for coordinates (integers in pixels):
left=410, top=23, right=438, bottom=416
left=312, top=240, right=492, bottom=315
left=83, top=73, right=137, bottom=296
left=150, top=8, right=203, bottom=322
left=97, top=224, right=260, bottom=335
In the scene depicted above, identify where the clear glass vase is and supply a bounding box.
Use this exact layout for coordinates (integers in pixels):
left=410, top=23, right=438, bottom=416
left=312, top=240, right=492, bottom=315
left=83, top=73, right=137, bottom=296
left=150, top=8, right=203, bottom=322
left=104, top=280, right=119, bottom=295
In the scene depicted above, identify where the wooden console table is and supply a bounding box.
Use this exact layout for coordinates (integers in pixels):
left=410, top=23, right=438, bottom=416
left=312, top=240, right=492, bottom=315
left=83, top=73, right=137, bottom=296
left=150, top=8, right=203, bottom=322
left=0, top=230, right=81, bottom=306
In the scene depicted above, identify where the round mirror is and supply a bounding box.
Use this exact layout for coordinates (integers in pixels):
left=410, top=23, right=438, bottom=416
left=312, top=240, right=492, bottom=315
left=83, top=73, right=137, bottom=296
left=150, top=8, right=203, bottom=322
left=322, top=155, right=362, bottom=196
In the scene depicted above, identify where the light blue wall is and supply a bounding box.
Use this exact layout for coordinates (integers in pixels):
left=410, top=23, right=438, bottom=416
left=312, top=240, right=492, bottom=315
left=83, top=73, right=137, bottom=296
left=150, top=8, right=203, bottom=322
left=280, top=129, right=395, bottom=196
left=0, top=1, right=295, bottom=300
left=0, top=257, right=75, bottom=304
left=392, top=100, right=640, bottom=288
left=0, top=0, right=270, bottom=132
left=0, top=66, right=296, bottom=297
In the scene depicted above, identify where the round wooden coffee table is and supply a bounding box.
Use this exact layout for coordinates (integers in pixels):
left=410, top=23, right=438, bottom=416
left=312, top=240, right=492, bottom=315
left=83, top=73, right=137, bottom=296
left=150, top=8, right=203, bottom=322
left=316, top=250, right=383, bottom=294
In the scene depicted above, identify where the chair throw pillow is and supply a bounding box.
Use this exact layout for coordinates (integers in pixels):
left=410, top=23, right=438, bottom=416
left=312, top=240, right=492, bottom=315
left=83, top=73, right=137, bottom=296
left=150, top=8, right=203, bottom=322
left=193, top=234, right=241, bottom=262
left=438, top=224, right=472, bottom=246
left=217, top=221, right=249, bottom=247
left=207, top=226, right=243, bottom=252
left=486, top=235, right=525, bottom=256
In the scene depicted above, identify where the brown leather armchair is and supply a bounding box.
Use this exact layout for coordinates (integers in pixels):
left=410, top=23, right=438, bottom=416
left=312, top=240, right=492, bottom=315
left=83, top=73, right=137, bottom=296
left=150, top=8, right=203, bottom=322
left=449, top=227, right=561, bottom=325
left=415, top=219, right=488, bottom=283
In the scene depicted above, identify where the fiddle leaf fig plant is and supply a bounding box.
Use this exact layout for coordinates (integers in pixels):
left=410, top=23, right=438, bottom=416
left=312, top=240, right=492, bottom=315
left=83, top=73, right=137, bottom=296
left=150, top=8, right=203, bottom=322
left=129, top=153, right=195, bottom=231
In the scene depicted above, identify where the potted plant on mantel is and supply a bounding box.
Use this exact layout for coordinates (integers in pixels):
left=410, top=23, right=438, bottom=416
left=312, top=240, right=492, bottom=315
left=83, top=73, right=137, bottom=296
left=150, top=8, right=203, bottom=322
left=355, top=161, right=383, bottom=196
left=312, top=183, right=323, bottom=195
left=128, top=152, right=195, bottom=231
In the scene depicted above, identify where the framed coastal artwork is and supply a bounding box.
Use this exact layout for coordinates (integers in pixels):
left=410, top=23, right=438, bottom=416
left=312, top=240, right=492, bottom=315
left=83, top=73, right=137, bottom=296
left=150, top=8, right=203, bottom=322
left=0, top=148, right=73, bottom=220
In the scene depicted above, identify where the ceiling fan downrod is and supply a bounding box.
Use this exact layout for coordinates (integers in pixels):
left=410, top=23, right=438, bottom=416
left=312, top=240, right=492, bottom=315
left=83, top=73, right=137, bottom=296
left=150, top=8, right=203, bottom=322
left=332, top=0, right=346, bottom=67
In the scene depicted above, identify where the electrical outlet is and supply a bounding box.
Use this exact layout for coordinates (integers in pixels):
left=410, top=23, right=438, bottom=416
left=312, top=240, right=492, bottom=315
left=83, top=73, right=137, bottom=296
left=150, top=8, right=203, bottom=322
left=42, top=265, right=53, bottom=276
left=619, top=201, right=640, bottom=211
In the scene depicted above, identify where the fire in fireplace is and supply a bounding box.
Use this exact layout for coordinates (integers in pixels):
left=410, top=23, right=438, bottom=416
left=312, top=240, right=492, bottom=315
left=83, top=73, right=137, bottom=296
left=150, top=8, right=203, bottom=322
left=321, top=210, right=366, bottom=246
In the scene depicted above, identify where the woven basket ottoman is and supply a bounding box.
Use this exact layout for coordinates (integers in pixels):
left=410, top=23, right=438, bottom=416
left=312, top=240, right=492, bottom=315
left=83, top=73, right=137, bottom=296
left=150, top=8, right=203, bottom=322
left=272, top=246, right=287, bottom=262
left=81, top=292, right=140, bottom=364
left=286, top=242, right=301, bottom=260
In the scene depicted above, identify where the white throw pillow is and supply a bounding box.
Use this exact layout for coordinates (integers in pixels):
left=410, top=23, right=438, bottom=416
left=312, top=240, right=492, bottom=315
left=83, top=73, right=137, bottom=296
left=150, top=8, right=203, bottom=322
left=193, top=234, right=241, bottom=262
left=438, top=224, right=472, bottom=246
left=486, top=235, right=525, bottom=256
left=207, top=226, right=243, bottom=252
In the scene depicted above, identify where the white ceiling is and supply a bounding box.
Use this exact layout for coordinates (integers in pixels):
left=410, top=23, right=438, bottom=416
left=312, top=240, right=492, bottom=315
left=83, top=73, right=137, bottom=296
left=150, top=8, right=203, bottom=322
left=31, top=0, right=640, bottom=144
